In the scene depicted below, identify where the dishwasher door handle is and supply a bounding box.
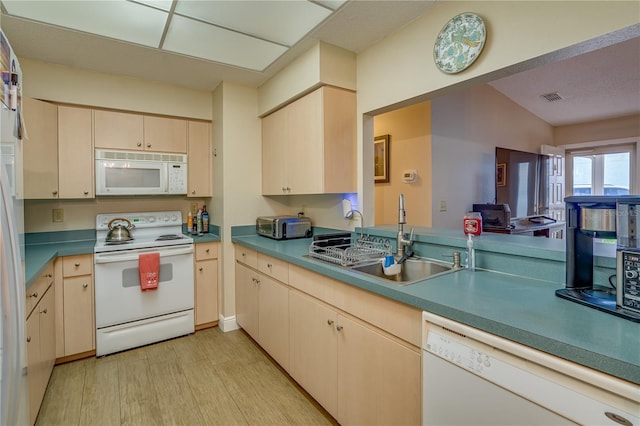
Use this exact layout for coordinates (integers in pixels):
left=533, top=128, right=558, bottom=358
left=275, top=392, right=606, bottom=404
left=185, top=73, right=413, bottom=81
left=95, top=245, right=194, bottom=264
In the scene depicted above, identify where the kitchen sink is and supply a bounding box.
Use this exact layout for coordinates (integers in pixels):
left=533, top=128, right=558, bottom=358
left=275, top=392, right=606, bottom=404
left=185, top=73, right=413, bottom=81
left=350, top=257, right=459, bottom=285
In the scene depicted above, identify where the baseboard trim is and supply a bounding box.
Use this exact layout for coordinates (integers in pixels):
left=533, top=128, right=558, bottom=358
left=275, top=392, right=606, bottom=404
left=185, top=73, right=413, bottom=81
left=218, top=315, right=240, bottom=332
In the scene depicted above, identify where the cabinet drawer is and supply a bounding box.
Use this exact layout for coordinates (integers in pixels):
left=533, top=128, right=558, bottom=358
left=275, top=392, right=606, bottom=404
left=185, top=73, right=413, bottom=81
left=235, top=247, right=258, bottom=268
left=62, top=254, right=93, bottom=277
left=26, top=263, right=54, bottom=317
left=258, top=253, right=288, bottom=284
left=195, top=242, right=218, bottom=261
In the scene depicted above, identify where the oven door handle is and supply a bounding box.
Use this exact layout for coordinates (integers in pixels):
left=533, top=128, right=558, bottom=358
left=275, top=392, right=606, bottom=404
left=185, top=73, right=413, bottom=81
left=94, top=245, right=194, bottom=264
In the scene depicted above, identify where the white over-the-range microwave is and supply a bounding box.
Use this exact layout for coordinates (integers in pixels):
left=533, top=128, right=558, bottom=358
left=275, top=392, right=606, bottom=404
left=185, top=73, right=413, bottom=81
left=95, top=149, right=187, bottom=196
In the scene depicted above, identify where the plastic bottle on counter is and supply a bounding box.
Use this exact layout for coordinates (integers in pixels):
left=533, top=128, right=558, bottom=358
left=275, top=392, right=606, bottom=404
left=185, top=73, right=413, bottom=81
left=187, top=211, right=193, bottom=233
left=202, top=205, right=209, bottom=233
left=196, top=208, right=203, bottom=234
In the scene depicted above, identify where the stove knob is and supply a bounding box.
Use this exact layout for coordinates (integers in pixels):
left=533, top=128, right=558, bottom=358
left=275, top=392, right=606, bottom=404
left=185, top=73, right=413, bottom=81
left=164, top=216, right=170, bottom=222
left=148, top=217, right=156, bottom=223
left=626, top=270, right=639, bottom=279
left=171, top=215, right=177, bottom=221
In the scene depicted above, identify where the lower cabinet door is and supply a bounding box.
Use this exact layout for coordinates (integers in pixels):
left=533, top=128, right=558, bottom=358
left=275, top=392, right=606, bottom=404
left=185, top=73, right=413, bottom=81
left=257, top=275, right=290, bottom=371
left=289, top=290, right=338, bottom=418
left=63, top=275, right=95, bottom=355
left=235, top=263, right=259, bottom=340
left=195, top=258, right=218, bottom=326
left=337, top=314, right=421, bottom=426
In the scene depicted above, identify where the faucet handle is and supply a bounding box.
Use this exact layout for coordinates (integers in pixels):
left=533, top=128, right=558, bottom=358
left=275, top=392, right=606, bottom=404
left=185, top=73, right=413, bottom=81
left=406, top=227, right=415, bottom=244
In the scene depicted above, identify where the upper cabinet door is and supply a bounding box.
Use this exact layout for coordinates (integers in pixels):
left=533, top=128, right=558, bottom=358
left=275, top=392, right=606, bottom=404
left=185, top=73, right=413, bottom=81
left=143, top=116, right=187, bottom=153
left=261, top=86, right=356, bottom=196
left=94, top=110, right=144, bottom=151
left=22, top=97, right=59, bottom=199
left=262, top=106, right=289, bottom=195
left=187, top=120, right=212, bottom=197
left=58, top=106, right=94, bottom=198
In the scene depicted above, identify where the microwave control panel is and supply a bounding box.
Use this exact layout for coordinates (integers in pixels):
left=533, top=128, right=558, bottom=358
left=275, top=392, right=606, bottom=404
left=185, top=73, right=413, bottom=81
left=618, top=250, right=640, bottom=314
left=168, top=163, right=187, bottom=194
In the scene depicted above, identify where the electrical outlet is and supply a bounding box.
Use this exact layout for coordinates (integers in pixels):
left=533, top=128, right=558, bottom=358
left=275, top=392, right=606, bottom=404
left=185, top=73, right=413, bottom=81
left=52, top=208, right=64, bottom=222
left=439, top=200, right=447, bottom=212
left=190, top=203, right=198, bottom=215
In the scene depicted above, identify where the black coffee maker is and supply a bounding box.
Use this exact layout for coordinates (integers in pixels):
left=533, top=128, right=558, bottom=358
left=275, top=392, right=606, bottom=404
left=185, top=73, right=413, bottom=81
left=557, top=195, right=640, bottom=322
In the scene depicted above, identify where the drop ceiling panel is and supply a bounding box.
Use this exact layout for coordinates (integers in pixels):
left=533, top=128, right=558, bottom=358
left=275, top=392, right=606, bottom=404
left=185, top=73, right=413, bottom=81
left=2, top=0, right=168, bottom=48
left=173, top=0, right=333, bottom=46
left=163, top=14, right=287, bottom=71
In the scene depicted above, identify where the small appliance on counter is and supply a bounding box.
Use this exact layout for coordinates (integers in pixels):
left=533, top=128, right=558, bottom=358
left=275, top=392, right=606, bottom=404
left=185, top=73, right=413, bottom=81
left=557, top=195, right=640, bottom=322
left=472, top=203, right=511, bottom=230
left=256, top=215, right=312, bottom=240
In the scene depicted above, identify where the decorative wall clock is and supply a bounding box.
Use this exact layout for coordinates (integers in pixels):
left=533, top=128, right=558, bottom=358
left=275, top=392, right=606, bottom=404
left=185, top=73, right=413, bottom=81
left=434, top=12, right=487, bottom=74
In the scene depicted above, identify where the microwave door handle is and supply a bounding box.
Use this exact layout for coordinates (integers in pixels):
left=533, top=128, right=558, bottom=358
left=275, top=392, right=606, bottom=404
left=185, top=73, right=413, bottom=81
left=95, top=245, right=194, bottom=264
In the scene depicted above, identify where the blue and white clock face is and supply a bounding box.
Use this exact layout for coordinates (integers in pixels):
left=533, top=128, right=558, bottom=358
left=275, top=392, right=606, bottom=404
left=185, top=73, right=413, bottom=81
left=434, top=12, right=487, bottom=74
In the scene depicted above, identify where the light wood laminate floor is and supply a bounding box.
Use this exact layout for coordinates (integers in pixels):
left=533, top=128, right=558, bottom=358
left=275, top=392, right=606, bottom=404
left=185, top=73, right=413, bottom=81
left=37, top=327, right=337, bottom=426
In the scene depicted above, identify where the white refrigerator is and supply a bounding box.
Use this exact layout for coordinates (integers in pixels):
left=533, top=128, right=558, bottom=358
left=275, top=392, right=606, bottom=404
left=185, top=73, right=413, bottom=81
left=0, top=28, right=28, bottom=426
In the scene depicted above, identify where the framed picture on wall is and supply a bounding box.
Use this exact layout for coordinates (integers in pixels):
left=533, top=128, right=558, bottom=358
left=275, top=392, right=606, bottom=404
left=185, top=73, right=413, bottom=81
left=497, top=163, right=506, bottom=187
left=374, top=134, right=390, bottom=183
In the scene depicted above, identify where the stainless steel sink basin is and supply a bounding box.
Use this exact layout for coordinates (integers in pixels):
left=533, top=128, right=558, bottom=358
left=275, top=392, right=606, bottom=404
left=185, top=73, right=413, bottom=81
left=350, top=257, right=459, bottom=285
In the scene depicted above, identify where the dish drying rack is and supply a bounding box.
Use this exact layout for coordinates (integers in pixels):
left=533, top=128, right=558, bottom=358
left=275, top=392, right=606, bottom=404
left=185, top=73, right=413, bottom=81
left=309, top=234, right=392, bottom=267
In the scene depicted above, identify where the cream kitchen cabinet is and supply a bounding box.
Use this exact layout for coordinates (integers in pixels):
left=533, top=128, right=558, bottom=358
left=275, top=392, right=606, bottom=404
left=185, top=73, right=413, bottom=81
left=289, top=289, right=421, bottom=426
left=58, top=105, right=94, bottom=198
left=235, top=248, right=290, bottom=370
left=54, top=254, right=95, bottom=359
left=22, top=99, right=94, bottom=199
left=195, top=242, right=219, bottom=329
left=25, top=262, right=55, bottom=426
left=187, top=120, right=212, bottom=197
left=261, top=85, right=356, bottom=195
left=22, top=97, right=59, bottom=199
left=94, top=109, right=187, bottom=153
left=234, top=247, right=422, bottom=426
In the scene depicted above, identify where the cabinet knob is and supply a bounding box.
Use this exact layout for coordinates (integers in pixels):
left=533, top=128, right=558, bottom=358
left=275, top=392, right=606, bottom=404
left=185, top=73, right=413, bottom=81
left=242, top=253, right=246, bottom=257
left=41, top=308, right=48, bottom=314
left=27, top=336, right=31, bottom=343
left=82, top=283, right=88, bottom=289
left=30, top=292, right=38, bottom=298
left=327, top=319, right=334, bottom=326
left=282, top=187, right=286, bottom=192
left=146, top=143, right=151, bottom=148
left=84, top=191, right=89, bottom=195
left=336, top=325, right=343, bottom=331
left=191, top=190, right=196, bottom=194
left=137, top=142, right=142, bottom=147
left=206, top=249, right=210, bottom=253
left=75, top=262, right=80, bottom=267
left=267, top=263, right=272, bottom=268
left=45, top=273, right=53, bottom=278
left=286, top=186, right=291, bottom=192
left=52, top=190, right=58, bottom=195
left=199, top=267, right=203, bottom=271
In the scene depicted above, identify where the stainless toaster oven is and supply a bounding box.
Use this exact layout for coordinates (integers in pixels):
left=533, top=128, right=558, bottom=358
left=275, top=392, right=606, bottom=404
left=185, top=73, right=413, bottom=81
left=256, top=216, right=312, bottom=240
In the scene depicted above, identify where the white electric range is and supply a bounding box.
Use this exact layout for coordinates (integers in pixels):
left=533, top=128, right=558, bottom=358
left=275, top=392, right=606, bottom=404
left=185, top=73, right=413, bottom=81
left=93, top=211, right=195, bottom=356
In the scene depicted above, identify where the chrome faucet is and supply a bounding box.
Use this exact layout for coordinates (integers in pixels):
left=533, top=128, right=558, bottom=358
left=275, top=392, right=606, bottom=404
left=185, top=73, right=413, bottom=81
left=397, top=194, right=414, bottom=263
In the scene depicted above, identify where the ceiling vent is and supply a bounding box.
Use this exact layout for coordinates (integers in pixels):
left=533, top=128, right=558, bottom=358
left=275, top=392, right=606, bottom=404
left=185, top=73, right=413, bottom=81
left=541, top=92, right=564, bottom=102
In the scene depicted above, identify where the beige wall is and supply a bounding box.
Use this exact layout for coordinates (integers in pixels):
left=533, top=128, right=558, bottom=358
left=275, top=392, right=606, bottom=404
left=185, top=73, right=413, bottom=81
left=373, top=102, right=432, bottom=226
left=554, top=114, right=640, bottom=145
left=258, top=41, right=356, bottom=116
left=356, top=1, right=640, bottom=224
left=21, top=59, right=212, bottom=119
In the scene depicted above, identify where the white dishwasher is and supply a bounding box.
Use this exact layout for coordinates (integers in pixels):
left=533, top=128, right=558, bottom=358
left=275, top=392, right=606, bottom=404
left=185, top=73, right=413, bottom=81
left=422, top=312, right=639, bottom=426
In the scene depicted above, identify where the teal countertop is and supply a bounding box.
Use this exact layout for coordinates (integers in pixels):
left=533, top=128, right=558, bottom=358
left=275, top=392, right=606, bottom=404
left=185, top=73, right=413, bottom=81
left=25, top=229, right=220, bottom=288
left=231, top=227, right=640, bottom=385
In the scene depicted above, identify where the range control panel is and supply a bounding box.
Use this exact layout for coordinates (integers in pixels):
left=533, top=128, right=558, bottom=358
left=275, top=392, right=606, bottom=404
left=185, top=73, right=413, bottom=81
left=618, top=250, right=640, bottom=314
